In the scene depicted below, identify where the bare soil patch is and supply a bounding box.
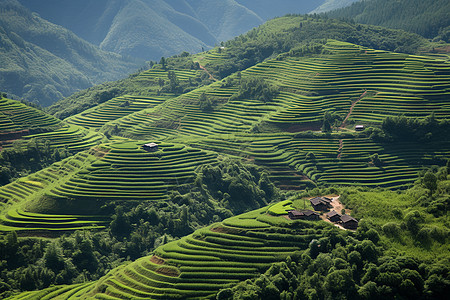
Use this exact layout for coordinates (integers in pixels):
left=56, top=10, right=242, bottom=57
left=155, top=267, right=180, bottom=277
left=319, top=196, right=352, bottom=230
left=150, top=255, right=165, bottom=265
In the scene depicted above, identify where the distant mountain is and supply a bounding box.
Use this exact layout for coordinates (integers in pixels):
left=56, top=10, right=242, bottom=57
left=0, top=0, right=141, bottom=107
left=327, top=0, right=450, bottom=41
left=18, top=0, right=358, bottom=61
left=310, top=0, right=360, bottom=14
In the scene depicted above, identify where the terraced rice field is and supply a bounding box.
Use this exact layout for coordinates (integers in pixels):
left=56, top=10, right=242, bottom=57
left=0, top=97, right=105, bottom=151
left=0, top=98, right=60, bottom=133
left=136, top=68, right=200, bottom=81
left=66, top=95, right=170, bottom=129
left=9, top=203, right=333, bottom=299
left=101, top=41, right=450, bottom=144
left=191, top=133, right=450, bottom=189
left=0, top=141, right=218, bottom=233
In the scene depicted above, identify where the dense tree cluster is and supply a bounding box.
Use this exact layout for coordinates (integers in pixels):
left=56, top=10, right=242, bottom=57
left=230, top=77, right=280, bottom=103
left=0, top=159, right=282, bottom=297
left=217, top=235, right=449, bottom=299
left=0, top=139, right=70, bottom=186
left=369, top=114, right=450, bottom=143
left=327, top=0, right=450, bottom=42
left=205, top=15, right=427, bottom=80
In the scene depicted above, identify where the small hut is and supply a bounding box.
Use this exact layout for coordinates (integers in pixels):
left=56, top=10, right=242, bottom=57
left=288, top=210, right=320, bottom=221
left=355, top=125, right=364, bottom=131
left=327, top=210, right=341, bottom=223
left=340, top=215, right=359, bottom=230
left=310, top=197, right=332, bottom=211
left=142, top=143, right=159, bottom=152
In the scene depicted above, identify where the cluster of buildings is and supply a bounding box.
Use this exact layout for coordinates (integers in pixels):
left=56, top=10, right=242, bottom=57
left=287, top=196, right=358, bottom=230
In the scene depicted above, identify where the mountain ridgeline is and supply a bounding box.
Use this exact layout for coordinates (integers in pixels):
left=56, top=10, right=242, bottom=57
left=327, top=0, right=450, bottom=41
left=0, top=2, right=449, bottom=299
left=0, top=0, right=141, bottom=107
left=17, top=0, right=357, bottom=61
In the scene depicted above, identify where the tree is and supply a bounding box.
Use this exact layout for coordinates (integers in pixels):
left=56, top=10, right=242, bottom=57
left=160, top=57, right=167, bottom=70
left=199, top=92, right=213, bottom=111
left=423, top=171, right=437, bottom=194
left=43, top=242, right=65, bottom=271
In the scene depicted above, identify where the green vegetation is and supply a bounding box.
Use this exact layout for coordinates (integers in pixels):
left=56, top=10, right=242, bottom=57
left=0, top=159, right=282, bottom=298
left=1, top=10, right=449, bottom=300
left=328, top=0, right=450, bottom=41
left=6, top=173, right=449, bottom=299
left=0, top=0, right=141, bottom=106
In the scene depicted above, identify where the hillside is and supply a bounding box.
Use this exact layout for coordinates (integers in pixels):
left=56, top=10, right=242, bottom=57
left=0, top=0, right=141, bottom=107
left=0, top=96, right=105, bottom=185
left=63, top=40, right=449, bottom=190
left=1, top=9, right=449, bottom=299
left=46, top=15, right=431, bottom=120
left=327, top=0, right=450, bottom=41
left=7, top=179, right=449, bottom=299
left=18, top=0, right=358, bottom=61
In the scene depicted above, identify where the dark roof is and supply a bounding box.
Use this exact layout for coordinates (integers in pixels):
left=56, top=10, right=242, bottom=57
left=310, top=197, right=324, bottom=206
left=327, top=210, right=340, bottom=218
left=288, top=210, right=303, bottom=217
left=302, top=210, right=319, bottom=217
left=341, top=215, right=358, bottom=223
left=310, top=197, right=331, bottom=206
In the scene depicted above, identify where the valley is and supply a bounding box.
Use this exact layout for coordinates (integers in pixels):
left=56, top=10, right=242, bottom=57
left=0, top=6, right=449, bottom=300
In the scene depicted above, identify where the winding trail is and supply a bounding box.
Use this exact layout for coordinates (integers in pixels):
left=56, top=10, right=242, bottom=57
left=199, top=64, right=218, bottom=81
left=339, top=89, right=367, bottom=129
left=337, top=139, right=343, bottom=159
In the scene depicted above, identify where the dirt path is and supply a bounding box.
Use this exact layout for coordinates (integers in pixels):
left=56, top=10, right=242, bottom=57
left=320, top=196, right=352, bottom=230
left=199, top=64, right=217, bottom=81
left=339, top=90, right=367, bottom=129
left=337, top=139, right=343, bottom=159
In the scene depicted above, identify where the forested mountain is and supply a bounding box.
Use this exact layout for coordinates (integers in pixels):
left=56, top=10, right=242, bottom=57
left=46, top=14, right=429, bottom=119
left=1, top=2, right=449, bottom=299
left=0, top=0, right=141, bottom=107
left=327, top=0, right=450, bottom=41
left=18, top=0, right=358, bottom=61
left=311, top=0, right=360, bottom=14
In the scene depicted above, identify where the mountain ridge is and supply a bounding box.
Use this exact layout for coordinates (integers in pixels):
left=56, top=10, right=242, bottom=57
left=0, top=0, right=142, bottom=107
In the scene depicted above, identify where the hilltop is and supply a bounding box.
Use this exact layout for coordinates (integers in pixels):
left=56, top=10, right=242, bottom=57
left=0, top=8, right=449, bottom=299
left=0, top=0, right=141, bottom=107
left=46, top=14, right=430, bottom=119
left=18, top=0, right=357, bottom=61
left=327, top=0, right=450, bottom=41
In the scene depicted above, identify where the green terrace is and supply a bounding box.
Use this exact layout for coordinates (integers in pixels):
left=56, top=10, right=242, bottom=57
left=9, top=203, right=334, bottom=299
left=0, top=141, right=218, bottom=233
left=100, top=41, right=450, bottom=144
left=136, top=68, right=201, bottom=81
left=184, top=133, right=450, bottom=190
left=0, top=98, right=60, bottom=134
left=65, top=95, right=171, bottom=129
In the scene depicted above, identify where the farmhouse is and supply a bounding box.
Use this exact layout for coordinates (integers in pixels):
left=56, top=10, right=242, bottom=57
left=288, top=210, right=320, bottom=221
left=340, top=214, right=359, bottom=230
left=310, top=197, right=332, bottom=211
left=326, top=210, right=341, bottom=223
left=142, top=142, right=159, bottom=152
left=355, top=125, right=364, bottom=131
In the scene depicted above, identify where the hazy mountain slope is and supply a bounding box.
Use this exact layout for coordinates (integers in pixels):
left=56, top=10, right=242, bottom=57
left=184, top=0, right=262, bottom=43
left=311, top=0, right=360, bottom=14
left=99, top=0, right=208, bottom=59
left=0, top=0, right=141, bottom=107
left=327, top=0, right=450, bottom=40
left=18, top=0, right=358, bottom=61
left=18, top=0, right=261, bottom=60
left=236, top=0, right=325, bottom=19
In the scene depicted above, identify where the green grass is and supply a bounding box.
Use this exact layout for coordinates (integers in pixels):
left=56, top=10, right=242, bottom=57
left=8, top=201, right=334, bottom=299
